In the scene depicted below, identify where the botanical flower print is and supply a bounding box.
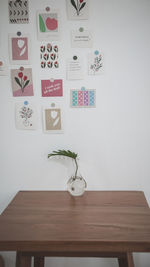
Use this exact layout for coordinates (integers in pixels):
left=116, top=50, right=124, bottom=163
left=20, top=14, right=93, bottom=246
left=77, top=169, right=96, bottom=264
left=15, top=102, right=38, bottom=130
left=90, top=54, right=103, bottom=74
left=15, top=71, right=30, bottom=93
left=19, top=106, right=33, bottom=127
left=40, top=44, right=59, bottom=69
left=70, top=0, right=86, bottom=16
left=11, top=68, right=34, bottom=96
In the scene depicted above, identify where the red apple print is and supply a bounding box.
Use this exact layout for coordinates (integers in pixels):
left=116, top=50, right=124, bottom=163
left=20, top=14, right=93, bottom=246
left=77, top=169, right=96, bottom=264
left=46, top=17, right=58, bottom=31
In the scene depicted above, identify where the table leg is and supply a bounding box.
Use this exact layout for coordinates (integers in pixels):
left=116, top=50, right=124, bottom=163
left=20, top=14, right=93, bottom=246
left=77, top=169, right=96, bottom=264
left=16, top=252, right=32, bottom=267
left=118, top=253, right=134, bottom=267
left=34, top=256, right=45, bottom=267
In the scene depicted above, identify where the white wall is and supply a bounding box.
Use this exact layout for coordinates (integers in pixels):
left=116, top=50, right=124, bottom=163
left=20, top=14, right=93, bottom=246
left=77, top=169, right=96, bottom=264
left=0, top=0, right=150, bottom=266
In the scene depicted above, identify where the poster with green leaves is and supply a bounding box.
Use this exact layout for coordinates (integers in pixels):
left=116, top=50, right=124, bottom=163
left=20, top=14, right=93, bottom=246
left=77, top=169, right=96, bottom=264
left=37, top=9, right=60, bottom=41
left=66, top=0, right=89, bottom=20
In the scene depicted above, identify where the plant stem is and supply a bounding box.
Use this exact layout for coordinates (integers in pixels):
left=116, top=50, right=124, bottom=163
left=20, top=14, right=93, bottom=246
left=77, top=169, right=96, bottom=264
left=74, top=157, right=78, bottom=178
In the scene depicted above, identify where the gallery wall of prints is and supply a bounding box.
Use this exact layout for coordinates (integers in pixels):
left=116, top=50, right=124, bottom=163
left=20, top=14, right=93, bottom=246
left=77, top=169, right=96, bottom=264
left=0, top=0, right=103, bottom=134
left=1, top=0, right=150, bottom=266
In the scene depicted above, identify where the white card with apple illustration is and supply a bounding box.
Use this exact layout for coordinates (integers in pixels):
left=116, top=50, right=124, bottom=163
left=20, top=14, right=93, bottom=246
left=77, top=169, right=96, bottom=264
left=9, top=34, right=31, bottom=65
left=37, top=10, right=60, bottom=41
left=43, top=106, right=63, bottom=133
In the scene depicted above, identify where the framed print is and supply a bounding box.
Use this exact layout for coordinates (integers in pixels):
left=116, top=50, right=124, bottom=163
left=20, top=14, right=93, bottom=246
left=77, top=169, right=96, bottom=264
left=40, top=43, right=59, bottom=69
left=37, top=9, right=60, bottom=41
left=71, top=87, right=96, bottom=108
left=15, top=101, right=38, bottom=130
left=11, top=67, right=34, bottom=97
left=66, top=0, right=89, bottom=20
left=43, top=106, right=63, bottom=133
left=8, top=0, right=29, bottom=24
left=9, top=34, right=31, bottom=64
left=41, top=79, right=63, bottom=97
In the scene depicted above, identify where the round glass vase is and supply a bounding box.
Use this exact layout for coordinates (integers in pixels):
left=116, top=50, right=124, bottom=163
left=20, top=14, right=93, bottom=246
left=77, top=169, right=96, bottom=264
left=67, top=176, right=87, bottom=196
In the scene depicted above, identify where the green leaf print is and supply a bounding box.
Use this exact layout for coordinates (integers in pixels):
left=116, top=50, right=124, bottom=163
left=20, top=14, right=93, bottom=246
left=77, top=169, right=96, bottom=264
left=39, top=15, right=46, bottom=32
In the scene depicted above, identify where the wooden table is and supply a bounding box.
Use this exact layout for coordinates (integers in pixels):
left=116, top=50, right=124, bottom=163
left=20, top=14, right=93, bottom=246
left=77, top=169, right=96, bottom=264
left=0, top=191, right=150, bottom=267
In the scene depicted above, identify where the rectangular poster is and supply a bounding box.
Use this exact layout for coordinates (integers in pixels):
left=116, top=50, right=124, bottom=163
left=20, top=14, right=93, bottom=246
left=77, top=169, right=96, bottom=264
left=11, top=68, right=34, bottom=96
left=9, top=0, right=29, bottom=24
left=37, top=9, right=60, bottom=41
left=9, top=34, right=31, bottom=64
left=66, top=0, right=89, bottom=20
left=71, top=88, right=96, bottom=107
left=43, top=107, right=63, bottom=133
left=41, top=79, right=63, bottom=97
left=88, top=51, right=103, bottom=75
left=15, top=101, right=38, bottom=130
left=40, top=43, right=59, bottom=69
left=67, top=56, right=83, bottom=80
left=71, top=29, right=92, bottom=48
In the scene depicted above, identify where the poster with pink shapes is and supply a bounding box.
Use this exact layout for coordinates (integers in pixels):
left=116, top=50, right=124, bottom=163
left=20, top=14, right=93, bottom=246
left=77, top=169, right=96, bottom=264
left=9, top=34, right=31, bottom=64
left=41, top=79, right=63, bottom=97
left=11, top=68, right=34, bottom=97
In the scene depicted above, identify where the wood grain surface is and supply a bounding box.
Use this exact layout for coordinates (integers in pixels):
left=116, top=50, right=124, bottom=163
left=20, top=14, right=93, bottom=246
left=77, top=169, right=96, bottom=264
left=0, top=191, right=150, bottom=253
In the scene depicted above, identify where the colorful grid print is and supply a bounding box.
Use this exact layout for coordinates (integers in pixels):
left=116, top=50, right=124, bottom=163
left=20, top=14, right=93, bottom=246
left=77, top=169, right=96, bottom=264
left=71, top=89, right=95, bottom=108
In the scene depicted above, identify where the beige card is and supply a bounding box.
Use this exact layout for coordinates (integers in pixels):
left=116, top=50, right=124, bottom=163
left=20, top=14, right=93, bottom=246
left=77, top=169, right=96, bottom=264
left=43, top=108, right=63, bottom=133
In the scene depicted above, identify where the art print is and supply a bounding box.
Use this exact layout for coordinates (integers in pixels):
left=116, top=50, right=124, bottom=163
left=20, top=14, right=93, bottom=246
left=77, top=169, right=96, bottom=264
left=71, top=28, right=92, bottom=48
left=43, top=107, right=63, bottom=133
left=37, top=10, right=60, bottom=40
left=15, top=101, right=38, bottom=130
left=41, top=79, right=63, bottom=97
left=9, top=34, right=30, bottom=64
left=11, top=68, right=34, bottom=96
left=67, top=56, right=83, bottom=80
left=66, top=0, right=89, bottom=20
left=9, top=0, right=29, bottom=24
left=40, top=43, right=59, bottom=69
left=71, top=88, right=95, bottom=107
left=88, top=51, right=103, bottom=75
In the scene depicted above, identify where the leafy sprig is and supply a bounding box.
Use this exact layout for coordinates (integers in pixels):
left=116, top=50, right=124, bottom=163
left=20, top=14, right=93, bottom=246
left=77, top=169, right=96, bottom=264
left=48, top=149, right=78, bottom=178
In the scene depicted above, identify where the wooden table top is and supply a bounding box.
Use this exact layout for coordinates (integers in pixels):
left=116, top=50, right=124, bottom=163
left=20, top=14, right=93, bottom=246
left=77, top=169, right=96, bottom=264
left=0, top=191, right=150, bottom=253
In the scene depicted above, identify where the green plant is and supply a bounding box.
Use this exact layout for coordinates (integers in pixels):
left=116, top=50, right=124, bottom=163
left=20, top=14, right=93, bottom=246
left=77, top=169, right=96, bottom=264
left=48, top=149, right=78, bottom=178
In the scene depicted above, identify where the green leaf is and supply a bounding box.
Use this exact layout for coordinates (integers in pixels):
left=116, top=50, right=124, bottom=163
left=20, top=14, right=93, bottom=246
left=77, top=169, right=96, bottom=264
left=39, top=15, right=46, bottom=32
left=48, top=149, right=77, bottom=159
left=23, top=80, right=30, bottom=89
left=79, top=2, right=86, bottom=11
left=15, top=77, right=22, bottom=88
left=70, top=0, right=77, bottom=11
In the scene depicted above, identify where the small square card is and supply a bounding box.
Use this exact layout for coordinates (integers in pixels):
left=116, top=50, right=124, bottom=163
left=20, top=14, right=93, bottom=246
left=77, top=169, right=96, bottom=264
left=11, top=67, right=34, bottom=97
left=71, top=87, right=96, bottom=108
left=41, top=79, right=63, bottom=97
left=15, top=101, right=38, bottom=130
left=9, top=0, right=29, bottom=24
left=9, top=34, right=31, bottom=64
left=66, top=0, right=89, bottom=20
left=43, top=107, right=63, bottom=133
left=37, top=9, right=60, bottom=41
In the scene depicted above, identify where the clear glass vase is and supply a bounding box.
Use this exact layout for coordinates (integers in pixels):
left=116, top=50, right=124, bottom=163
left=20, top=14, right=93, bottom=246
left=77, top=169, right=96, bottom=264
left=67, top=176, right=87, bottom=196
